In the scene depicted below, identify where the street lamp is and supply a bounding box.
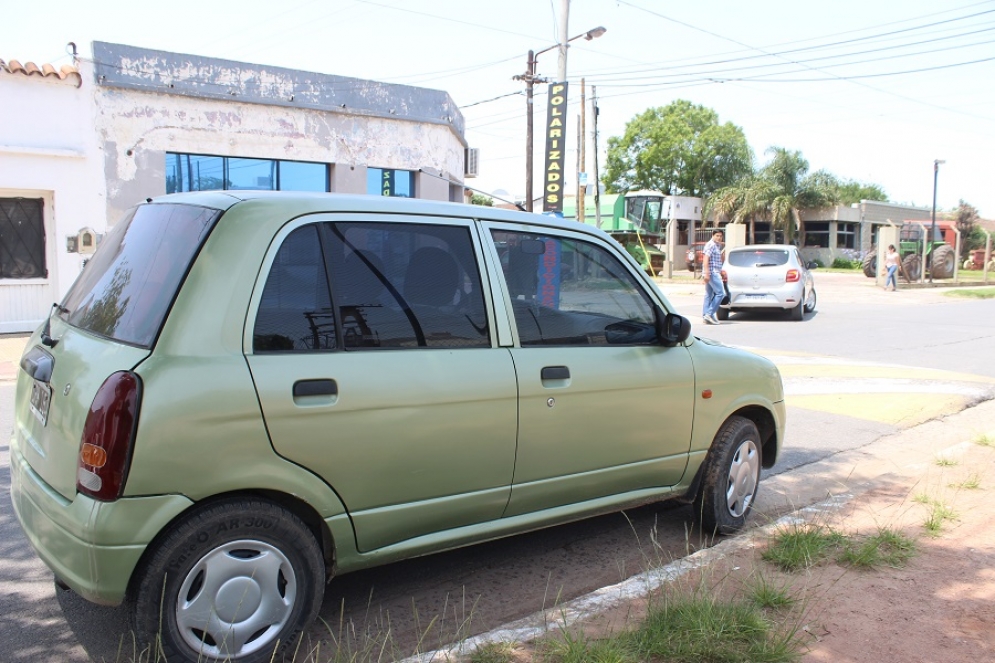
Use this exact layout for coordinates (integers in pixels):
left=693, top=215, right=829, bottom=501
left=929, top=158, right=946, bottom=283
left=514, top=26, right=606, bottom=212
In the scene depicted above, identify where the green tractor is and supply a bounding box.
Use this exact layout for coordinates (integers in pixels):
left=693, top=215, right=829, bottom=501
left=606, top=191, right=669, bottom=275
left=862, top=223, right=956, bottom=281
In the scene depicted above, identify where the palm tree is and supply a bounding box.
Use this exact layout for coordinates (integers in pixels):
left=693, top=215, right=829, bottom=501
left=707, top=147, right=840, bottom=245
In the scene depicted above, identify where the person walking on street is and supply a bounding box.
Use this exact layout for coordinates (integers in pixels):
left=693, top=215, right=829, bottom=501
left=701, top=230, right=725, bottom=324
left=883, top=244, right=900, bottom=291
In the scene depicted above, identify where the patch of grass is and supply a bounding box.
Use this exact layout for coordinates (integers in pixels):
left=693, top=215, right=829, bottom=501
left=922, top=500, right=958, bottom=537
left=838, top=528, right=917, bottom=569
left=934, top=456, right=958, bottom=467
left=761, top=525, right=847, bottom=572
left=951, top=474, right=982, bottom=490
left=468, top=641, right=519, bottom=663
left=973, top=433, right=994, bottom=447
left=944, top=287, right=995, bottom=299
left=745, top=572, right=798, bottom=611
left=912, top=492, right=932, bottom=505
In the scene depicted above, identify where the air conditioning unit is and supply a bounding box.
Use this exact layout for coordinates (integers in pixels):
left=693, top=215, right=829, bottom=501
left=465, top=148, right=479, bottom=178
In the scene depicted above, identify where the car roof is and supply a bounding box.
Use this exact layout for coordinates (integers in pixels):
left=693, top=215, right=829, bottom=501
left=149, top=190, right=610, bottom=239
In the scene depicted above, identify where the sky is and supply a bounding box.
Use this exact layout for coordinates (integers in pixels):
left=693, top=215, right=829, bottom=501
left=3, top=0, right=993, bottom=218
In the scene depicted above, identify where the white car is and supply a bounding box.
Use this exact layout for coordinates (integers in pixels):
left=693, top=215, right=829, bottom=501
left=718, top=244, right=817, bottom=321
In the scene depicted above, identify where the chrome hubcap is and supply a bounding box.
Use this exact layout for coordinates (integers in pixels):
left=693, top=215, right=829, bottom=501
left=175, top=540, right=296, bottom=659
left=726, top=439, right=759, bottom=518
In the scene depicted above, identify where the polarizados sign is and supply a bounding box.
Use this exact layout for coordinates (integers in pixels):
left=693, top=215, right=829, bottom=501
left=542, top=82, right=568, bottom=213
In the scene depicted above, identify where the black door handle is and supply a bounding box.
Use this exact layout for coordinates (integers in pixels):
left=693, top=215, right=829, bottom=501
left=541, top=366, right=570, bottom=381
left=293, top=379, right=338, bottom=398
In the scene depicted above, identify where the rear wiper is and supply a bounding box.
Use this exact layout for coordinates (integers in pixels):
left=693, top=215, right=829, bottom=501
left=40, top=303, right=65, bottom=348
left=754, top=263, right=778, bottom=267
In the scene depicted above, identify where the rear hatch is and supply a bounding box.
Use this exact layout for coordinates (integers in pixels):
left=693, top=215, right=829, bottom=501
left=15, top=202, right=221, bottom=500
left=726, top=247, right=791, bottom=290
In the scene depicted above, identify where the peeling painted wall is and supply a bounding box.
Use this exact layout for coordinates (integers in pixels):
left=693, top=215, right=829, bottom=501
left=91, top=42, right=468, bottom=221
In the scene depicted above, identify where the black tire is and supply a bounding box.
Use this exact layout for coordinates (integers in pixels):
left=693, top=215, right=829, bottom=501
left=803, top=286, right=817, bottom=314
left=715, top=307, right=729, bottom=321
left=693, top=416, right=762, bottom=535
left=134, top=499, right=325, bottom=663
left=930, top=244, right=956, bottom=279
left=902, top=254, right=921, bottom=282
left=861, top=249, right=877, bottom=278
left=790, top=298, right=804, bottom=321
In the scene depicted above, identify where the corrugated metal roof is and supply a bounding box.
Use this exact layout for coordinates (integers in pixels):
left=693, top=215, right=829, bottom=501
left=0, top=58, right=81, bottom=85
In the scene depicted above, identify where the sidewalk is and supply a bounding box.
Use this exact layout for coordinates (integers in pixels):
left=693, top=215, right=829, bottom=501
left=0, top=333, right=29, bottom=382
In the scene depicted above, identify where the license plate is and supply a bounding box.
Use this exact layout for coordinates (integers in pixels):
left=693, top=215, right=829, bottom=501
left=745, top=294, right=767, bottom=301
left=29, top=380, right=53, bottom=426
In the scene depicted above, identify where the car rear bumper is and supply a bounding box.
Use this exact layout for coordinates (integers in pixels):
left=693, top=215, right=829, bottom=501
left=9, top=436, right=193, bottom=605
left=724, top=285, right=803, bottom=310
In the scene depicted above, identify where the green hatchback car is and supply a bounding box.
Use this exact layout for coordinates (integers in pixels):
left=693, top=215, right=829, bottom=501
left=10, top=191, right=785, bottom=662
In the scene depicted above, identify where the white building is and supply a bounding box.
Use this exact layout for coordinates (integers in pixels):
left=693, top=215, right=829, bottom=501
left=1, top=42, right=472, bottom=333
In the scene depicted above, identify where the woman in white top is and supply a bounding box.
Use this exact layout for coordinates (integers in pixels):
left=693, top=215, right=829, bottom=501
left=883, top=245, right=900, bottom=291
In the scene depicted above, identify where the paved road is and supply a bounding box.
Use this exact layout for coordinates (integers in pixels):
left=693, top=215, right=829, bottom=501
left=1, top=272, right=993, bottom=661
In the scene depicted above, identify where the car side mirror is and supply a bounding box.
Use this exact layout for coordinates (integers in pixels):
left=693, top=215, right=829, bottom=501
left=657, top=311, right=691, bottom=346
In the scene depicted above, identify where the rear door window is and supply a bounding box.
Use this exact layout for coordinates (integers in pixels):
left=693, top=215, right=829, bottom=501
left=59, top=203, right=220, bottom=348
left=326, top=222, right=489, bottom=349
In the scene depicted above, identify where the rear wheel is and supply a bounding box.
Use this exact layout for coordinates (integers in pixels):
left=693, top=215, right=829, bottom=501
left=861, top=249, right=877, bottom=278
left=930, top=244, right=956, bottom=279
left=134, top=499, right=325, bottom=663
left=790, top=298, right=804, bottom=321
left=693, top=416, right=762, bottom=535
left=902, top=254, right=922, bottom=282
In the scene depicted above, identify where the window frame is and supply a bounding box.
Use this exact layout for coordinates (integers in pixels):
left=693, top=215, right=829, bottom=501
left=166, top=153, right=330, bottom=193
left=481, top=221, right=664, bottom=349
left=0, top=197, right=47, bottom=280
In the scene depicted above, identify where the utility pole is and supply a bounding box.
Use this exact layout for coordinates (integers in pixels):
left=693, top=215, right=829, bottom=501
left=557, top=0, right=570, bottom=81
left=592, top=85, right=602, bottom=228
left=578, top=78, right=586, bottom=226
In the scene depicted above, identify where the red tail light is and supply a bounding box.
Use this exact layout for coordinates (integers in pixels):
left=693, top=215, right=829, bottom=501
left=785, top=269, right=801, bottom=283
left=76, top=371, right=141, bottom=501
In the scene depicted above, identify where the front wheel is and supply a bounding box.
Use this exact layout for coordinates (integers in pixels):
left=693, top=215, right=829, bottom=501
left=134, top=499, right=325, bottom=663
left=693, top=416, right=762, bottom=535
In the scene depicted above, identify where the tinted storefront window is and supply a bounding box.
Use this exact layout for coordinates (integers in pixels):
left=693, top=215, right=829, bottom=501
left=166, top=154, right=328, bottom=193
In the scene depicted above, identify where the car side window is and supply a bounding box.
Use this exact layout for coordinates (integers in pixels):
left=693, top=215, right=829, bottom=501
left=490, top=229, right=658, bottom=346
left=253, top=224, right=336, bottom=352
left=326, top=222, right=489, bottom=349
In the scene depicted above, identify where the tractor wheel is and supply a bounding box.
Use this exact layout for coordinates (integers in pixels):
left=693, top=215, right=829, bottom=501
left=861, top=249, right=877, bottom=278
left=902, top=254, right=922, bottom=282
left=930, top=244, right=956, bottom=279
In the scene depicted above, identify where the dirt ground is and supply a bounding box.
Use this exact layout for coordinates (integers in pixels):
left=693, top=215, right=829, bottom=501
left=421, top=399, right=995, bottom=663
left=570, top=420, right=995, bottom=662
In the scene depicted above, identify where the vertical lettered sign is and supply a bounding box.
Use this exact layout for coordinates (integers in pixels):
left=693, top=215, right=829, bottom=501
left=542, top=82, right=568, bottom=214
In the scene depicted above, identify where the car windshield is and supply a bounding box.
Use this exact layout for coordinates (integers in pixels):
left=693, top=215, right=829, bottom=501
left=728, top=249, right=790, bottom=268
left=59, top=203, right=221, bottom=348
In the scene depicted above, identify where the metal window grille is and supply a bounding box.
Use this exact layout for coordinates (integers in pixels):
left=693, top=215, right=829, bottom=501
left=0, top=198, right=47, bottom=279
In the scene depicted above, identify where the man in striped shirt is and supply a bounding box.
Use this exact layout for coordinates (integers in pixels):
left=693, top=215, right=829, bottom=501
left=701, top=230, right=725, bottom=325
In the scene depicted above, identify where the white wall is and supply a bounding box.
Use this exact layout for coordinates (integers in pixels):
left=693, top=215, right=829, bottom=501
left=0, top=66, right=106, bottom=332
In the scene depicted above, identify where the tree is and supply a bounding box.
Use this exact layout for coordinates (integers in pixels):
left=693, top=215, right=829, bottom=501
left=955, top=199, right=986, bottom=259
left=603, top=100, right=752, bottom=197
left=470, top=193, right=494, bottom=206
left=706, top=147, right=841, bottom=245
left=838, top=180, right=887, bottom=205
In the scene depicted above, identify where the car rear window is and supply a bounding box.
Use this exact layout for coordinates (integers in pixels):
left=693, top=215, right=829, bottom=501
left=59, top=203, right=220, bottom=348
left=728, top=249, right=790, bottom=268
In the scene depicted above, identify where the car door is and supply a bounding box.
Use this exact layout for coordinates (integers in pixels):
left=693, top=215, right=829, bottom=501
left=246, top=215, right=518, bottom=552
left=483, top=224, right=696, bottom=517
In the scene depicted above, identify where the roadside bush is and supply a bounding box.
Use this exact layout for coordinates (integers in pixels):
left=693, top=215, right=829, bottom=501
left=831, top=257, right=861, bottom=269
